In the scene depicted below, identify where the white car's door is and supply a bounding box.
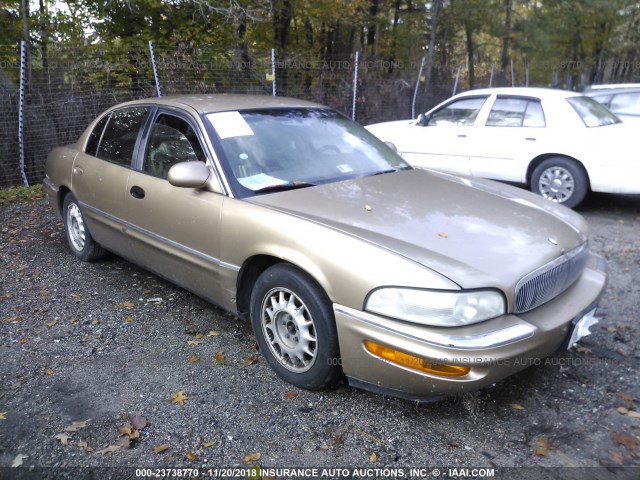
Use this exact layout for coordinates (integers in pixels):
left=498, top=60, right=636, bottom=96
left=467, top=95, right=547, bottom=183
left=400, top=95, right=491, bottom=176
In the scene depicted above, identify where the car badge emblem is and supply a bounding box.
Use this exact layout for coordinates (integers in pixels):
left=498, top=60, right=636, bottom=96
left=548, top=237, right=558, bottom=245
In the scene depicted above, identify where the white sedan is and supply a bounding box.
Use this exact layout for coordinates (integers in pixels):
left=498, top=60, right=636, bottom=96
left=366, top=87, right=639, bottom=208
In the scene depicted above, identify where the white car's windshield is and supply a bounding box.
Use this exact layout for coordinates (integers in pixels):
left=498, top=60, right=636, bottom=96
left=567, top=96, right=621, bottom=127
left=206, top=108, right=410, bottom=197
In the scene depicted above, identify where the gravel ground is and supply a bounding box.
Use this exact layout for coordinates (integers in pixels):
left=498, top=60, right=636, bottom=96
left=1, top=193, right=639, bottom=480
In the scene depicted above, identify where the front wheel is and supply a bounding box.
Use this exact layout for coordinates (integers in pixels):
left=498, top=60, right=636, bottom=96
left=62, top=193, right=107, bottom=261
left=250, top=264, right=342, bottom=390
left=531, top=157, right=588, bottom=208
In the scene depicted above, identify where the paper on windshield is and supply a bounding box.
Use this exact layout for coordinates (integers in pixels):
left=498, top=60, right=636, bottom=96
left=237, top=173, right=287, bottom=190
left=207, top=111, right=254, bottom=139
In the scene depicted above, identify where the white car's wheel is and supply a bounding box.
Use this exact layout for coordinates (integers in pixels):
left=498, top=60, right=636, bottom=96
left=531, top=157, right=588, bottom=208
left=250, top=263, right=342, bottom=390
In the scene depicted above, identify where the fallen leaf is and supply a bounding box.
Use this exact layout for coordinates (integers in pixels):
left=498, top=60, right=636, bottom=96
left=214, top=351, right=225, bottom=363
left=535, top=437, right=548, bottom=456
left=119, top=425, right=139, bottom=439
left=576, top=346, right=592, bottom=354
left=612, top=432, right=640, bottom=451
left=186, top=451, right=198, bottom=461
left=46, top=320, right=57, bottom=328
left=243, top=452, right=261, bottom=463
left=438, top=231, right=449, bottom=238
left=608, top=451, right=625, bottom=466
left=252, top=343, right=259, bottom=353
left=121, top=301, right=135, bottom=308
left=91, top=320, right=99, bottom=326
left=241, top=356, right=257, bottom=366
left=0, top=293, right=14, bottom=300
left=187, top=340, right=203, bottom=346
left=0, top=412, right=6, bottom=420
left=45, top=368, right=54, bottom=375
left=77, top=439, right=89, bottom=450
left=11, top=454, right=27, bottom=467
left=171, top=391, right=188, bottom=405
left=69, top=318, right=77, bottom=324
left=370, top=452, right=379, bottom=462
left=194, top=333, right=204, bottom=339
left=606, top=326, right=617, bottom=332
left=188, top=355, right=200, bottom=363
left=511, top=404, right=525, bottom=410
left=124, top=316, right=134, bottom=323
left=131, top=415, right=148, bottom=430
left=19, top=337, right=27, bottom=344
left=208, top=330, right=221, bottom=337
left=284, top=391, right=299, bottom=399
left=64, top=420, right=90, bottom=432
left=617, top=392, right=637, bottom=402
left=55, top=433, right=72, bottom=446
left=154, top=443, right=170, bottom=454
left=143, top=289, right=152, bottom=294
left=617, top=407, right=630, bottom=415
left=5, top=316, right=22, bottom=322
left=201, top=440, right=215, bottom=448
left=70, top=294, right=81, bottom=303
left=627, top=411, right=640, bottom=419
left=95, top=445, right=121, bottom=455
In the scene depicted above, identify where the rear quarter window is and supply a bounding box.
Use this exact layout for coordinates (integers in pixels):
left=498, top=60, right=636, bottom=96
left=85, top=115, right=109, bottom=157
left=97, top=107, right=150, bottom=166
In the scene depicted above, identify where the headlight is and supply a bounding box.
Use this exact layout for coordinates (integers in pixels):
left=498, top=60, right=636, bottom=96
left=365, top=288, right=506, bottom=327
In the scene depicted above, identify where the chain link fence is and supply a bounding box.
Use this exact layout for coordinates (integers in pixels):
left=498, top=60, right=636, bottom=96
left=0, top=43, right=434, bottom=188
left=4, top=42, right=601, bottom=188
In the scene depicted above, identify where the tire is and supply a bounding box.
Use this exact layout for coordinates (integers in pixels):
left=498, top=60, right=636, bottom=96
left=62, top=193, right=107, bottom=261
left=250, top=263, right=342, bottom=390
left=531, top=157, right=588, bottom=208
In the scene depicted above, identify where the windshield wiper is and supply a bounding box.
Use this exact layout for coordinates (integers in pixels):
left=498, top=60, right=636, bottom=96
left=253, top=182, right=316, bottom=194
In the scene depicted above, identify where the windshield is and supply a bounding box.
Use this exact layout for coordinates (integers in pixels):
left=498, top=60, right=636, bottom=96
left=205, top=108, right=410, bottom=197
left=566, top=96, right=621, bottom=127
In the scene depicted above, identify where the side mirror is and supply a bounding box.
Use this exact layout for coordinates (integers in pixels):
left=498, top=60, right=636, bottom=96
left=417, top=113, right=429, bottom=126
left=168, top=161, right=211, bottom=188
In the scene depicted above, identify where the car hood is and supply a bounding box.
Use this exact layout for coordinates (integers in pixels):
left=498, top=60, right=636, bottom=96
left=248, top=169, right=587, bottom=292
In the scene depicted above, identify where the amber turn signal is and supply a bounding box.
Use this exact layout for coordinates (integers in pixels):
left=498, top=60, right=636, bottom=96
left=364, top=341, right=470, bottom=377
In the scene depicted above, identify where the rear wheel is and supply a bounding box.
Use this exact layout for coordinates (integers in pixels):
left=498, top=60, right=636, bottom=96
left=250, top=263, right=342, bottom=390
left=62, top=193, right=107, bottom=261
left=531, top=157, right=588, bottom=208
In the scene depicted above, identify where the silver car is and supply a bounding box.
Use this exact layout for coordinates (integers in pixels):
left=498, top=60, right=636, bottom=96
left=44, top=95, right=607, bottom=400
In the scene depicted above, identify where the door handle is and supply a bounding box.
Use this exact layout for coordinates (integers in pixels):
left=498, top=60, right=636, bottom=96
left=525, top=137, right=537, bottom=141
left=130, top=186, right=145, bottom=199
left=457, top=134, right=467, bottom=138
left=73, top=166, right=83, bottom=176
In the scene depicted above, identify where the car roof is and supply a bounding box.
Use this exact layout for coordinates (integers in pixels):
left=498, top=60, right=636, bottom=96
left=584, top=83, right=640, bottom=91
left=453, top=87, right=581, bottom=100
left=118, top=94, right=327, bottom=114
left=584, top=85, right=640, bottom=95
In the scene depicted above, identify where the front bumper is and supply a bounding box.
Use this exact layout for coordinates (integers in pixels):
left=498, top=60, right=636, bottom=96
left=334, top=253, right=607, bottom=401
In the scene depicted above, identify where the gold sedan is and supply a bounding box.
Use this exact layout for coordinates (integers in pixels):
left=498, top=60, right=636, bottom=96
left=44, top=95, right=607, bottom=401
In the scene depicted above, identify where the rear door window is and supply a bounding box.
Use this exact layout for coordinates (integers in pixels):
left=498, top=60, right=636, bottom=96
left=97, top=107, right=150, bottom=166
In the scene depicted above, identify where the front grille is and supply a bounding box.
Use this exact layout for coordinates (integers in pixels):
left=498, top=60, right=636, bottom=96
left=514, top=243, right=589, bottom=313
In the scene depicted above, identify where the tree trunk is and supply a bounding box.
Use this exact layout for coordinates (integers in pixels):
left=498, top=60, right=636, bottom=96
left=498, top=0, right=512, bottom=87
left=465, top=22, right=475, bottom=89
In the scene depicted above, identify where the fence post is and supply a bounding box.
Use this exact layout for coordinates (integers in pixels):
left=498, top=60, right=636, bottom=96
left=412, top=57, right=425, bottom=119
left=510, top=58, right=515, bottom=86
left=452, top=65, right=461, bottom=96
left=18, top=40, right=29, bottom=187
left=271, top=48, right=276, bottom=96
left=352, top=51, right=359, bottom=121
left=148, top=41, right=162, bottom=97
